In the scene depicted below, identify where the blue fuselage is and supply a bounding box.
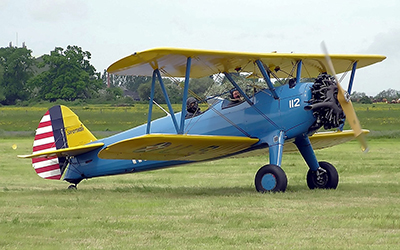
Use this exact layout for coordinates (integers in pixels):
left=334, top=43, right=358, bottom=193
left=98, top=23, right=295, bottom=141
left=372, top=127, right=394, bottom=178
left=64, top=82, right=315, bottom=183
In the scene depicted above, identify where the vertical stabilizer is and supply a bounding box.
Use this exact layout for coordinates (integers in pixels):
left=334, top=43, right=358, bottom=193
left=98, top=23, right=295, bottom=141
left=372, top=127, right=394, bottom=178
left=31, top=105, right=96, bottom=180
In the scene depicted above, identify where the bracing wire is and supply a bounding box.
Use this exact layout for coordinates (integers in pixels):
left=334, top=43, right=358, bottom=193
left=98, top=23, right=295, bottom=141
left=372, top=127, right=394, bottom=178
left=338, top=62, right=353, bottom=83
left=156, top=59, right=258, bottom=136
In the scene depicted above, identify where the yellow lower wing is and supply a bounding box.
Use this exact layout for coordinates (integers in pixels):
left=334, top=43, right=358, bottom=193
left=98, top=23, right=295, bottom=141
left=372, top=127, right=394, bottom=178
left=98, top=134, right=259, bottom=161
left=229, top=130, right=369, bottom=158
left=283, top=129, right=370, bottom=153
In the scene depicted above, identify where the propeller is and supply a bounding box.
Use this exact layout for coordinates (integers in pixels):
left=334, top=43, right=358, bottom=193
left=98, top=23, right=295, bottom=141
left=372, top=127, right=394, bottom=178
left=321, top=41, right=368, bottom=152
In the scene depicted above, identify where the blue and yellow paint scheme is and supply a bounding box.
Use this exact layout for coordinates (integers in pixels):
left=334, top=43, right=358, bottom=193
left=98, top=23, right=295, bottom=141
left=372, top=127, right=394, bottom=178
left=19, top=48, right=384, bottom=192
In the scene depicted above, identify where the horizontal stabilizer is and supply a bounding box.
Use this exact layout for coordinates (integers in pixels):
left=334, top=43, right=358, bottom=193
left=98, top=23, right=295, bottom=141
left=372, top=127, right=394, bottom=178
left=98, top=134, right=259, bottom=161
left=18, top=143, right=104, bottom=159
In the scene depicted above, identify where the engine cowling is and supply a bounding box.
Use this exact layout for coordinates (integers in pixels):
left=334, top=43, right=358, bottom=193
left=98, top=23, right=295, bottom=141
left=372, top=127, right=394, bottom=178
left=305, top=73, right=345, bottom=131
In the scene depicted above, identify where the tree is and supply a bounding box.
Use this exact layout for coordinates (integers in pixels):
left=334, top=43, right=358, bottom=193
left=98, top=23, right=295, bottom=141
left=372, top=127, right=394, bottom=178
left=28, top=46, right=103, bottom=102
left=104, top=73, right=152, bottom=91
left=0, top=46, right=36, bottom=105
left=350, top=91, right=367, bottom=102
left=374, top=89, right=400, bottom=102
left=359, top=96, right=373, bottom=104
left=123, top=75, right=152, bottom=92
left=136, top=77, right=186, bottom=104
left=188, top=77, right=214, bottom=98
left=137, top=81, right=165, bottom=103
left=0, top=64, right=5, bottom=103
left=105, top=87, right=124, bottom=101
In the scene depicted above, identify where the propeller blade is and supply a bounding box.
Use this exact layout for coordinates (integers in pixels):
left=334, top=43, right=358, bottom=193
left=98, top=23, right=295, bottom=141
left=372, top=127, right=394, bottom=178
left=321, top=42, right=368, bottom=152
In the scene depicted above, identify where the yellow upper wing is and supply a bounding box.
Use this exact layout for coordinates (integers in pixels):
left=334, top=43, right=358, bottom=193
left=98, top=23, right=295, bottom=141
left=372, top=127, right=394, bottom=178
left=98, top=134, right=259, bottom=161
left=107, top=47, right=386, bottom=78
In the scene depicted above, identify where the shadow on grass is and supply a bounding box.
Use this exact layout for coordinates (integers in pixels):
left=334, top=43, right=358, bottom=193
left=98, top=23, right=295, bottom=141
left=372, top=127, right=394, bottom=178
left=76, top=182, right=314, bottom=197
left=93, top=185, right=257, bottom=197
left=6, top=181, right=395, bottom=199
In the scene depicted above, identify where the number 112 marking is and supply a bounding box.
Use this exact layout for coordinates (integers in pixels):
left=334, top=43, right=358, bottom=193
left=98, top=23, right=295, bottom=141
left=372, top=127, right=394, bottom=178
left=289, top=98, right=300, bottom=108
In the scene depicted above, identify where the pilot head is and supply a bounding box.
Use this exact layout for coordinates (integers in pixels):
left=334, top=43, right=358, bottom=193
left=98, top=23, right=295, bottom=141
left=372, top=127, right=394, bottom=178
left=186, top=97, right=198, bottom=113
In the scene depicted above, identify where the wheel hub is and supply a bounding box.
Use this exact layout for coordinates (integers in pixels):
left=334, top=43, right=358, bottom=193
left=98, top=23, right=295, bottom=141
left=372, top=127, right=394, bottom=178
left=314, top=168, right=328, bottom=186
left=261, top=174, right=277, bottom=190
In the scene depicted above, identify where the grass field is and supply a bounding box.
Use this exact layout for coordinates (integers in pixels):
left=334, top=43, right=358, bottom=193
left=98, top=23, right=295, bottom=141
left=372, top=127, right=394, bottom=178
left=1, top=139, right=400, bottom=249
left=0, top=104, right=173, bottom=137
left=1, top=103, right=400, bottom=137
left=1, top=104, right=400, bottom=249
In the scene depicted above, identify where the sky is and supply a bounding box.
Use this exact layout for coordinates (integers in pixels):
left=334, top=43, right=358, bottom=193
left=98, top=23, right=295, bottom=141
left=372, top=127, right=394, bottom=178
left=1, top=0, right=399, bottom=96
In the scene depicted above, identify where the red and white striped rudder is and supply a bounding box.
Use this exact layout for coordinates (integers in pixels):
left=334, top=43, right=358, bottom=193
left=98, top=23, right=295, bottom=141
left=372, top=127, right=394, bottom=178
left=31, top=110, right=63, bottom=180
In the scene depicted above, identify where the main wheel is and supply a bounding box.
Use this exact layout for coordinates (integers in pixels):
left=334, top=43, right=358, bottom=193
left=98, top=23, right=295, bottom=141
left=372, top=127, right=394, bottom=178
left=255, top=164, right=287, bottom=193
left=306, top=161, right=338, bottom=189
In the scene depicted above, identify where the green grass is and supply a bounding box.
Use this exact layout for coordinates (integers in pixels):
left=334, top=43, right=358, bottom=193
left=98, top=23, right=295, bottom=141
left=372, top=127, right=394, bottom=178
left=0, top=105, right=174, bottom=134
left=1, top=102, right=400, bottom=249
left=1, top=138, right=400, bottom=249
left=2, top=102, right=400, bottom=138
left=347, top=104, right=400, bottom=138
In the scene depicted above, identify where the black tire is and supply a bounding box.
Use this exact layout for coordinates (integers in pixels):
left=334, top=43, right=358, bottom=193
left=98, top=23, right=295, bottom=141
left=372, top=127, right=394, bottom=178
left=306, top=161, right=338, bottom=189
left=68, top=185, right=77, bottom=190
left=255, top=164, right=287, bottom=193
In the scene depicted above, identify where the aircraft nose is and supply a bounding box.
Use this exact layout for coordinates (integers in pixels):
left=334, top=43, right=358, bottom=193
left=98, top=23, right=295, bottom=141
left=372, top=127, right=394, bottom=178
left=305, top=73, right=345, bottom=131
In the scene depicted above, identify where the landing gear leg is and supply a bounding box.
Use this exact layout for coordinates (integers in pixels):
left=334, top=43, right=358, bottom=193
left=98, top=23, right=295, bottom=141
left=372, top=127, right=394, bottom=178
left=65, top=178, right=82, bottom=190
left=255, top=131, right=287, bottom=192
left=294, top=135, right=339, bottom=190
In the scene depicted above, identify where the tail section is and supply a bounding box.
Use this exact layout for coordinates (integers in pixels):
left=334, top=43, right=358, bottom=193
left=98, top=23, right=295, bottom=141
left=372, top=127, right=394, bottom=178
left=32, top=105, right=97, bottom=180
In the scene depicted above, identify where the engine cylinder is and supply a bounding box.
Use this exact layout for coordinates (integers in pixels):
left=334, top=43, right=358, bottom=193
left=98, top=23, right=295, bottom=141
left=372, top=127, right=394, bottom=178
left=305, top=73, right=345, bottom=131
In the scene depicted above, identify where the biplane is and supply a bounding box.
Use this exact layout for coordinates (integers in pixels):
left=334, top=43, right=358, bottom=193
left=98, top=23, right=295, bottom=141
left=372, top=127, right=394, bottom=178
left=18, top=45, right=385, bottom=192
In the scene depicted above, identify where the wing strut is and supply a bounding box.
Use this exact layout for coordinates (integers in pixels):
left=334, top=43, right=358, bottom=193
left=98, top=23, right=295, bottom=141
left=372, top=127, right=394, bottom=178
left=223, top=72, right=253, bottom=105
left=338, top=61, right=357, bottom=132
left=146, top=71, right=157, bottom=134
left=179, top=57, right=192, bottom=134
left=347, top=61, right=357, bottom=95
left=296, top=60, right=303, bottom=84
left=255, top=60, right=279, bottom=99
left=146, top=69, right=180, bottom=134
left=146, top=57, right=192, bottom=135
left=223, top=72, right=279, bottom=129
left=155, top=69, right=179, bottom=132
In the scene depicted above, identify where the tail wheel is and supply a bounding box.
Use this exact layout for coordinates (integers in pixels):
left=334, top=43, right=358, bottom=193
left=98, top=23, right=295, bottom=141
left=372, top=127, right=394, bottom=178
left=307, top=161, right=338, bottom=189
left=255, top=164, right=287, bottom=193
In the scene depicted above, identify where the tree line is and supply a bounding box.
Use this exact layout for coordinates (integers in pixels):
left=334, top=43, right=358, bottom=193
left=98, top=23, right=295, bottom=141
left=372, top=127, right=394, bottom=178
left=0, top=44, right=397, bottom=106
left=0, top=44, right=210, bottom=106
left=350, top=89, right=400, bottom=104
left=0, top=45, right=106, bottom=105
